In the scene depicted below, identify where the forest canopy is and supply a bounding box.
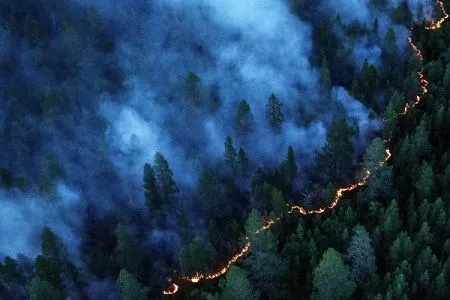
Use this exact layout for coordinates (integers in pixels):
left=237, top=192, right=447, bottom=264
left=1, top=0, right=450, bottom=299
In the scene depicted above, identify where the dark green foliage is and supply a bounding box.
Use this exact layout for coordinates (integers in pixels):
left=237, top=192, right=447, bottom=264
left=114, top=224, right=142, bottom=276
left=280, top=146, right=297, bottom=188
left=316, top=119, right=356, bottom=183
left=198, top=169, right=222, bottom=216
left=34, top=256, right=61, bottom=287
left=224, top=136, right=237, bottom=170
left=416, top=161, right=434, bottom=199
left=178, top=238, right=218, bottom=275
left=235, top=99, right=253, bottom=134
left=237, top=148, right=250, bottom=175
left=41, top=227, right=61, bottom=259
left=220, top=266, right=258, bottom=300
left=352, top=59, right=379, bottom=107
left=360, top=138, right=393, bottom=198
left=117, top=269, right=149, bottom=300
left=143, top=163, right=161, bottom=211
left=154, top=152, right=178, bottom=204
left=2, top=2, right=450, bottom=300
left=244, top=212, right=288, bottom=299
left=391, top=3, right=412, bottom=25
left=312, top=248, right=356, bottom=300
left=265, top=93, right=284, bottom=131
left=29, top=276, right=65, bottom=300
left=404, top=72, right=421, bottom=102
left=347, top=225, right=376, bottom=285
left=383, top=28, right=398, bottom=60
left=0, top=257, right=19, bottom=282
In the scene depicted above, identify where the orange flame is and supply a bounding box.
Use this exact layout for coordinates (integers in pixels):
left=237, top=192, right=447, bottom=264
left=425, top=0, right=449, bottom=30
left=163, top=283, right=179, bottom=295
left=180, top=241, right=251, bottom=284
left=162, top=1, right=445, bottom=295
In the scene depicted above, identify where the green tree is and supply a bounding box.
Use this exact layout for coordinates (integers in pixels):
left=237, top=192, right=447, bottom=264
left=429, top=198, right=446, bottom=233
left=265, top=93, right=284, bottom=130
left=178, top=238, right=217, bottom=275
left=252, top=182, right=275, bottom=212
left=391, top=2, right=412, bottom=25
left=416, top=161, right=434, bottom=199
left=347, top=225, right=376, bottom=285
left=388, top=232, right=413, bottom=269
left=379, top=199, right=402, bottom=244
left=426, top=60, right=444, bottom=83
left=154, top=152, right=178, bottom=203
left=354, top=59, right=378, bottom=105
left=41, top=227, right=62, bottom=259
left=281, top=222, right=307, bottom=292
left=383, top=91, right=403, bottom=138
left=404, top=72, right=421, bottom=103
left=114, top=224, right=141, bottom=275
left=220, top=266, right=258, bottom=300
left=0, top=257, right=19, bottom=282
left=360, top=137, right=393, bottom=198
left=312, top=248, right=356, bottom=300
left=413, top=119, right=432, bottom=159
left=430, top=271, right=448, bottom=299
left=245, top=209, right=264, bottom=236
left=413, top=222, right=432, bottom=253
left=117, top=269, right=149, bottom=300
left=34, top=256, right=61, bottom=287
left=29, top=276, right=65, bottom=300
left=383, top=28, right=398, bottom=61
left=237, top=148, right=249, bottom=176
left=280, top=146, right=297, bottom=187
left=198, top=169, right=222, bottom=216
left=271, top=188, right=287, bottom=217
left=235, top=99, right=253, bottom=134
left=414, top=247, right=439, bottom=292
left=224, top=136, right=237, bottom=170
left=443, top=63, right=450, bottom=97
left=386, top=272, right=409, bottom=300
left=244, top=225, right=288, bottom=299
left=143, top=163, right=161, bottom=211
left=317, top=119, right=356, bottom=182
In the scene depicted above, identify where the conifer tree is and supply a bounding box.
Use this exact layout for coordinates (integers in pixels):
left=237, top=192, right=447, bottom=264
left=224, top=136, right=237, bottom=170
left=265, top=93, right=284, bottom=131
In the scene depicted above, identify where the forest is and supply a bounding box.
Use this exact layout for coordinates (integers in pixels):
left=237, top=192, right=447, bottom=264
left=1, top=0, right=450, bottom=299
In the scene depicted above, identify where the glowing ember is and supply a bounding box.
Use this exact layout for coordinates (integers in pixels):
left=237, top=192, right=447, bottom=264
left=162, top=1, right=446, bottom=295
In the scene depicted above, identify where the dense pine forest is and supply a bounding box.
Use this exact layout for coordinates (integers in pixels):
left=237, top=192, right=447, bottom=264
left=1, top=0, right=450, bottom=299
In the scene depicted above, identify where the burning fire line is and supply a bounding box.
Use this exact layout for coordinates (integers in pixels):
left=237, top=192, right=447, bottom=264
left=425, top=0, right=449, bottom=30
left=162, top=1, right=446, bottom=295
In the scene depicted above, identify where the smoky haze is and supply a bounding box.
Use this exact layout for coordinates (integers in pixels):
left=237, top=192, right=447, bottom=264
left=0, top=0, right=432, bottom=275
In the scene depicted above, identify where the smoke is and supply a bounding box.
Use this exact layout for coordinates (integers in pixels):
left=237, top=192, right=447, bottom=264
left=322, top=0, right=434, bottom=69
left=86, top=278, right=120, bottom=300
left=0, top=184, right=84, bottom=260
left=97, top=0, right=373, bottom=183
left=0, top=0, right=431, bottom=272
left=332, top=87, right=382, bottom=149
left=326, top=0, right=433, bottom=24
